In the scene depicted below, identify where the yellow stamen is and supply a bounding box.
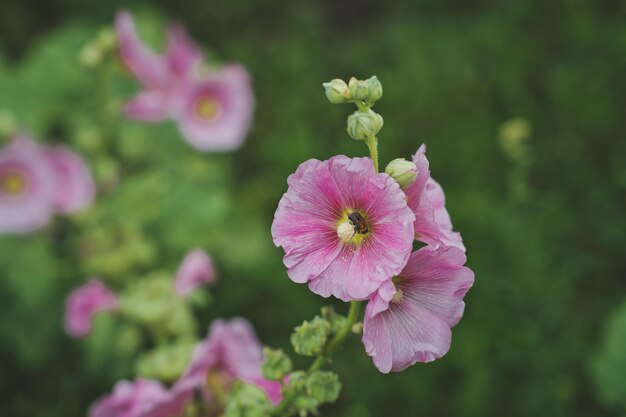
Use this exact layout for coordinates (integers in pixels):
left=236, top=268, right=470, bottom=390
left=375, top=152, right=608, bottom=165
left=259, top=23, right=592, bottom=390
left=1, top=171, right=25, bottom=195
left=195, top=96, right=220, bottom=120
left=335, top=209, right=371, bottom=245
left=391, top=288, right=404, bottom=304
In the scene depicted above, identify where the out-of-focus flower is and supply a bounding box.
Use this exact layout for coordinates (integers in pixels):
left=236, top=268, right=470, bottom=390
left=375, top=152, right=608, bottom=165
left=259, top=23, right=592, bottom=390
left=44, top=146, right=95, bottom=214
left=362, top=246, right=474, bottom=373
left=89, top=379, right=178, bottom=417
left=271, top=156, right=415, bottom=301
left=172, top=65, right=254, bottom=151
left=64, top=278, right=119, bottom=338
left=172, top=318, right=283, bottom=406
left=0, top=136, right=57, bottom=234
left=498, top=117, right=532, bottom=162
left=404, top=144, right=465, bottom=251
left=174, top=249, right=216, bottom=296
left=115, top=11, right=254, bottom=152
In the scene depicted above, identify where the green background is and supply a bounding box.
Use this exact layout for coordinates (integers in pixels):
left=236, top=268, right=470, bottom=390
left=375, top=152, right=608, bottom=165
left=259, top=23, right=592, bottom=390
left=1, top=0, right=625, bottom=416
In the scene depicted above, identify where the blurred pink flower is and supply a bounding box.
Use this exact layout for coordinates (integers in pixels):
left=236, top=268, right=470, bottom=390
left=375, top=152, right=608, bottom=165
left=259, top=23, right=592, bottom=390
left=172, top=65, right=254, bottom=151
left=44, top=146, right=95, bottom=214
left=64, top=278, right=119, bottom=338
left=0, top=136, right=57, bottom=234
left=116, top=11, right=254, bottom=151
left=172, top=318, right=282, bottom=406
left=89, top=379, right=178, bottom=417
left=271, top=156, right=415, bottom=301
left=362, top=246, right=474, bottom=373
left=174, top=249, right=216, bottom=296
left=405, top=144, right=465, bottom=251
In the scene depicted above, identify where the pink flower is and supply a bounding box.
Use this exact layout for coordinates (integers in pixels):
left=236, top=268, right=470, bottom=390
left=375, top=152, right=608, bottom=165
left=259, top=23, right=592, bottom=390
left=44, top=146, right=95, bottom=214
left=64, top=278, right=119, bottom=338
left=174, top=249, right=216, bottom=296
left=172, top=318, right=282, bottom=406
left=89, top=379, right=178, bottom=417
left=362, top=246, right=474, bottom=373
left=405, top=144, right=465, bottom=251
left=0, top=137, right=57, bottom=234
left=271, top=156, right=415, bottom=301
left=115, top=11, right=254, bottom=152
left=172, top=65, right=254, bottom=151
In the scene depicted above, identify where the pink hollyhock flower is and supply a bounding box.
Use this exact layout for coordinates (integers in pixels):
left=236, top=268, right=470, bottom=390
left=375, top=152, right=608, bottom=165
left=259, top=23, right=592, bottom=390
left=362, top=246, right=474, bottom=373
left=64, top=278, right=119, bottom=338
left=404, top=144, right=465, bottom=251
left=172, top=318, right=282, bottom=406
left=0, top=136, right=57, bottom=234
left=171, top=65, right=254, bottom=151
left=174, top=249, right=216, bottom=296
left=116, top=11, right=254, bottom=152
left=44, top=146, right=95, bottom=214
left=89, top=379, right=179, bottom=417
left=271, top=156, right=415, bottom=301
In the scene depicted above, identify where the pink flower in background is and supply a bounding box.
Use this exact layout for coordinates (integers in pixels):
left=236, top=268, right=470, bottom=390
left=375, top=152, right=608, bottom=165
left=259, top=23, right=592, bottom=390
left=64, top=278, right=119, bottom=338
left=172, top=65, right=254, bottom=151
left=174, top=249, right=216, bottom=296
left=271, top=156, right=415, bottom=301
left=404, top=144, right=465, bottom=251
left=172, top=318, right=282, bottom=406
left=116, top=11, right=254, bottom=152
left=44, top=146, right=95, bottom=214
left=89, top=379, right=177, bottom=417
left=0, top=136, right=57, bottom=234
left=362, top=246, right=474, bottom=373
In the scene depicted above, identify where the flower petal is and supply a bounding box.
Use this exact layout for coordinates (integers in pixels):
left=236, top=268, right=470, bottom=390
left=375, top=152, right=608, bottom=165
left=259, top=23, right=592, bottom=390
left=44, top=146, right=95, bottom=214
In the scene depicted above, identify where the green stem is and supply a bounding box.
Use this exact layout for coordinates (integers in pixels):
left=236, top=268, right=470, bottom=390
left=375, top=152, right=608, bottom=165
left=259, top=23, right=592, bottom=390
left=365, top=134, right=379, bottom=172
left=274, top=301, right=361, bottom=416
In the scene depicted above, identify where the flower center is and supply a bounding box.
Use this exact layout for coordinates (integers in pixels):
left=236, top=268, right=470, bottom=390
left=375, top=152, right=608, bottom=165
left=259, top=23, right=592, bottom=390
left=195, top=96, right=220, bottom=120
left=391, top=288, right=404, bottom=303
left=1, top=171, right=26, bottom=195
left=336, top=209, right=370, bottom=245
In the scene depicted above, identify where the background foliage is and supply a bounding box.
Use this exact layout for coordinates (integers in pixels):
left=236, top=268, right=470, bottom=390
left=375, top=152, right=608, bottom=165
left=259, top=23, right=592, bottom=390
left=1, top=0, right=625, bottom=416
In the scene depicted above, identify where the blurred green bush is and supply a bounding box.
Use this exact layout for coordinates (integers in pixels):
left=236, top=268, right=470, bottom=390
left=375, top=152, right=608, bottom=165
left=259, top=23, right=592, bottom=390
left=1, top=1, right=625, bottom=416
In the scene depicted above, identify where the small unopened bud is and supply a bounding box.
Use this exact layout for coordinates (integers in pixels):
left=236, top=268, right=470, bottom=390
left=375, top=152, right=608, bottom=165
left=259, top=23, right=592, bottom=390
left=306, top=371, right=341, bottom=404
left=351, top=322, right=363, bottom=334
left=261, top=348, right=293, bottom=381
left=385, top=158, right=418, bottom=189
left=348, top=77, right=368, bottom=101
left=323, top=79, right=349, bottom=104
left=364, top=76, right=383, bottom=104
left=291, top=317, right=331, bottom=356
left=346, top=109, right=383, bottom=140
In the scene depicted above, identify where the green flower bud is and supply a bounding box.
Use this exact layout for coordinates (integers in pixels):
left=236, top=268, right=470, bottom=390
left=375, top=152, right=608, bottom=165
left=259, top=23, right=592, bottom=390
left=385, top=158, right=418, bottom=189
left=306, top=371, right=341, bottom=404
left=322, top=79, right=349, bottom=104
left=291, top=316, right=331, bottom=356
left=346, top=109, right=383, bottom=140
left=364, top=75, right=383, bottom=104
left=223, top=382, right=272, bottom=417
left=320, top=306, right=347, bottom=334
left=348, top=77, right=369, bottom=101
left=261, top=348, right=293, bottom=381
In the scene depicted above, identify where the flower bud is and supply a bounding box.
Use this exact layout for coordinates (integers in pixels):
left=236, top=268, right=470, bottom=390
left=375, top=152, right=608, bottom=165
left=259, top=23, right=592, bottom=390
left=322, top=79, right=349, bottom=104
left=261, top=347, right=293, bottom=381
left=348, top=77, right=368, bottom=101
left=364, top=75, right=383, bottom=104
left=290, top=316, right=331, bottom=356
left=385, top=158, right=418, bottom=189
left=306, top=371, right=341, bottom=404
left=346, top=109, right=383, bottom=140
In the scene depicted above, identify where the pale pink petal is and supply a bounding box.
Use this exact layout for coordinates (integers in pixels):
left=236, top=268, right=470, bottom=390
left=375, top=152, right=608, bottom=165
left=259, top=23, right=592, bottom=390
left=272, top=156, right=414, bottom=301
left=89, top=378, right=180, bottom=417
left=44, top=146, right=95, bottom=214
left=174, top=249, right=216, bottom=296
left=166, top=24, right=203, bottom=79
left=362, top=246, right=474, bottom=373
left=123, top=90, right=171, bottom=121
left=115, top=11, right=170, bottom=89
left=173, top=65, right=254, bottom=152
left=64, top=278, right=118, bottom=338
left=0, top=136, right=56, bottom=234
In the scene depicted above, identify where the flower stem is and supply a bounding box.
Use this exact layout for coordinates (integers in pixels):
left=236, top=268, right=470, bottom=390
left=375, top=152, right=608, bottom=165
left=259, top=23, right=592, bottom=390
left=366, top=134, right=379, bottom=172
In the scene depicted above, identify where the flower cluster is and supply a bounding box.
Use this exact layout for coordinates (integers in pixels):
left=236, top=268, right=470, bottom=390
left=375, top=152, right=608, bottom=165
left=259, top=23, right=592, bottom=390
left=116, top=11, right=254, bottom=152
left=0, top=135, right=94, bottom=235
left=272, top=76, right=474, bottom=373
